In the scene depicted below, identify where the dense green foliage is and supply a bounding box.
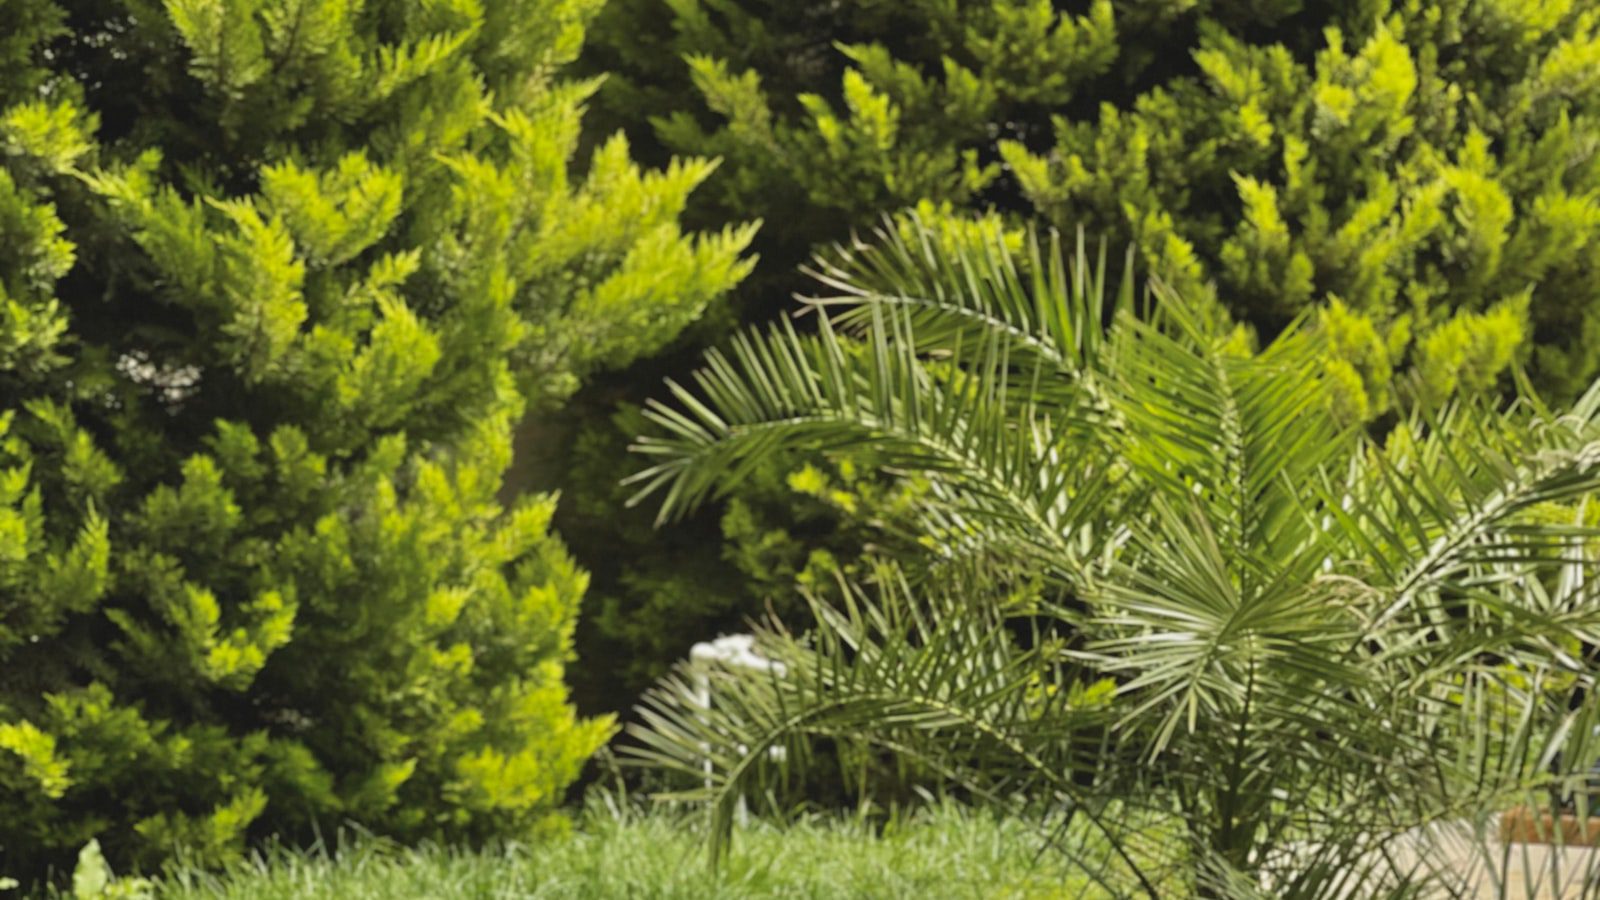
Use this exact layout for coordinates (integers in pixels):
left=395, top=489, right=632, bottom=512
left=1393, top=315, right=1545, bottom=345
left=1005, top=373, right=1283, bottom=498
left=625, top=220, right=1600, bottom=895
left=591, top=0, right=1600, bottom=397
left=0, top=0, right=751, bottom=883
left=566, top=0, right=1600, bottom=706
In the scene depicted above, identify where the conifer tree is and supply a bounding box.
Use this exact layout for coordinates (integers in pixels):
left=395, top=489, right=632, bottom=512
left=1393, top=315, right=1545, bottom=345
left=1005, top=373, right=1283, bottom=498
left=0, top=0, right=753, bottom=881
left=589, top=0, right=1600, bottom=401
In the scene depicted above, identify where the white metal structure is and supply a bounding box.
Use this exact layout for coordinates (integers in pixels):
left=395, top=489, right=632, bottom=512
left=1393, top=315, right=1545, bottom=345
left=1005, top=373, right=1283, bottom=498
left=687, top=634, right=786, bottom=814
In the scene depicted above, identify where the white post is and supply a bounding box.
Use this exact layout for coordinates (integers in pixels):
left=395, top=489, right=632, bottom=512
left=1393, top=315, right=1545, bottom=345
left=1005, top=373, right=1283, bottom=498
left=687, top=634, right=787, bottom=822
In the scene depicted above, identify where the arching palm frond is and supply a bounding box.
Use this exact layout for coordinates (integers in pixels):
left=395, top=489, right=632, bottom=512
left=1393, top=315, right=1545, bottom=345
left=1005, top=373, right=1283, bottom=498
left=1108, top=280, right=1350, bottom=563
left=805, top=213, right=1135, bottom=381
left=626, top=563, right=1172, bottom=896
left=627, top=220, right=1135, bottom=576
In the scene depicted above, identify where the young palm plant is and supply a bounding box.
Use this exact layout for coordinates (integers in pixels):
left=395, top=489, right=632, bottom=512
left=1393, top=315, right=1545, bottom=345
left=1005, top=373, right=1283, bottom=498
left=622, top=216, right=1600, bottom=897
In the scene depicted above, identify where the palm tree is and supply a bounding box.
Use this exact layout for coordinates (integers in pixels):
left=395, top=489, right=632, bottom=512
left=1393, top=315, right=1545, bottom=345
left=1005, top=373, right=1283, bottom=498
left=622, top=215, right=1600, bottom=897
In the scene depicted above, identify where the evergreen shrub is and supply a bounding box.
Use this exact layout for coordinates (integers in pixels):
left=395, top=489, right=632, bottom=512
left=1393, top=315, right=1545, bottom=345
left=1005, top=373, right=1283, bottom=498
left=0, top=0, right=752, bottom=882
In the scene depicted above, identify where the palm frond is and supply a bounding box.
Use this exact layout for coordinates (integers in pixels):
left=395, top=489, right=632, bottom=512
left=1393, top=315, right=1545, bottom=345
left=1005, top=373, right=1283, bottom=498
left=621, top=564, right=1167, bottom=894
left=805, top=213, right=1134, bottom=381
left=1320, top=387, right=1600, bottom=638
left=627, top=223, right=1133, bottom=574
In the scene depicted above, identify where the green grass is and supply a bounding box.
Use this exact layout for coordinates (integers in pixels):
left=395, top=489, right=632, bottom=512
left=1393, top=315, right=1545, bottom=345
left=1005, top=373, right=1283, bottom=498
left=153, top=800, right=1096, bottom=899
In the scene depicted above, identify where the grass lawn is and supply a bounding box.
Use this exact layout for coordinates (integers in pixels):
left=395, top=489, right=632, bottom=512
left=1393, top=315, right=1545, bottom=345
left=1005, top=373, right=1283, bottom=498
left=56, top=796, right=1600, bottom=898
left=153, top=801, right=1096, bottom=899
